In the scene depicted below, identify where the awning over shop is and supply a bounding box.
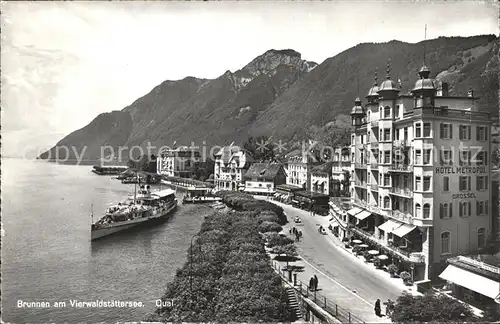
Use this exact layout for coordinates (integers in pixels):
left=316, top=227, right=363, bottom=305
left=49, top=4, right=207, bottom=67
left=378, top=220, right=401, bottom=233
left=348, top=207, right=362, bottom=216
left=439, top=265, right=500, bottom=300
left=392, top=223, right=416, bottom=237
left=355, top=210, right=372, bottom=220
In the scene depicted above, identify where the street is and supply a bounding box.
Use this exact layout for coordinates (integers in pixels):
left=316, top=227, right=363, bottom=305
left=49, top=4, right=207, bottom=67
left=259, top=197, right=406, bottom=322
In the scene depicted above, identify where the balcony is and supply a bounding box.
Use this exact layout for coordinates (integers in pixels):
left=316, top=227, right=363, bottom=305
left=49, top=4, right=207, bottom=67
left=354, top=181, right=367, bottom=188
left=370, top=183, right=379, bottom=191
left=393, top=140, right=408, bottom=148
left=355, top=163, right=367, bottom=169
left=389, top=209, right=414, bottom=223
left=370, top=142, right=379, bottom=150
left=353, top=198, right=368, bottom=208
left=411, top=217, right=434, bottom=227
left=370, top=162, right=379, bottom=168
left=389, top=187, right=413, bottom=197
left=370, top=120, right=379, bottom=128
left=389, top=164, right=413, bottom=172
left=349, top=226, right=425, bottom=263
left=414, top=107, right=490, bottom=122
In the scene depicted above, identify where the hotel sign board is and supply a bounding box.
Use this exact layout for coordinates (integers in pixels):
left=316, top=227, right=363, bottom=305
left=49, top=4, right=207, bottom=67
left=452, top=192, right=476, bottom=199
left=435, top=166, right=486, bottom=174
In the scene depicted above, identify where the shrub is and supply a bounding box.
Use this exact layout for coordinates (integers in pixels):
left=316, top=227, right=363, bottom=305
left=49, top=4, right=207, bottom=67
left=267, top=234, right=294, bottom=248
left=373, top=258, right=382, bottom=268
left=258, top=221, right=282, bottom=233
left=390, top=292, right=476, bottom=322
left=399, top=271, right=411, bottom=281
left=388, top=264, right=398, bottom=277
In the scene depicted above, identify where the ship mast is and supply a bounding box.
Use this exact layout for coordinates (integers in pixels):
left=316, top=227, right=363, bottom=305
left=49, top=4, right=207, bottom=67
left=134, top=173, right=138, bottom=204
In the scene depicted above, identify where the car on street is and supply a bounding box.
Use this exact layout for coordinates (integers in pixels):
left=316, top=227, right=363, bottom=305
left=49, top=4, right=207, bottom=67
left=294, top=216, right=301, bottom=223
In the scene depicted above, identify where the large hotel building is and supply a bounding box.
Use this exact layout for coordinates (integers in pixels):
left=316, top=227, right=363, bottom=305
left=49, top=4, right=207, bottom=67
left=349, top=64, right=493, bottom=281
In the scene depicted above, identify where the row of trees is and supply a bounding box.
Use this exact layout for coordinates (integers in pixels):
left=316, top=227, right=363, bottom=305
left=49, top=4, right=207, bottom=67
left=217, top=191, right=288, bottom=225
left=389, top=291, right=500, bottom=322
left=150, top=208, right=294, bottom=322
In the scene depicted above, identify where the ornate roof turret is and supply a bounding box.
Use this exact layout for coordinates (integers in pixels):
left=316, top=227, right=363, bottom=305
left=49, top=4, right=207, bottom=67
left=366, top=71, right=379, bottom=98
left=411, top=64, right=438, bottom=93
left=378, top=62, right=400, bottom=93
left=350, top=97, right=365, bottom=116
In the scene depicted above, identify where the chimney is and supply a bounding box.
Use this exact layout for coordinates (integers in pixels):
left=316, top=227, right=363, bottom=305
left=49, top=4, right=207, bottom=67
left=442, top=82, right=449, bottom=97
left=467, top=88, right=474, bottom=98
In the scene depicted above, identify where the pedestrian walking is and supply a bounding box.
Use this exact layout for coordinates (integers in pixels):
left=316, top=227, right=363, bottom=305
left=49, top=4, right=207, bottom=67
left=314, top=275, right=318, bottom=291
left=292, top=227, right=296, bottom=235
left=309, top=277, right=314, bottom=291
left=374, top=299, right=382, bottom=317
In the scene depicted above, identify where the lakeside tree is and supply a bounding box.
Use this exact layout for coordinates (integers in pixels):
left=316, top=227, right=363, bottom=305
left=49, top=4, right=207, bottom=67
left=483, top=303, right=500, bottom=322
left=390, top=292, right=477, bottom=322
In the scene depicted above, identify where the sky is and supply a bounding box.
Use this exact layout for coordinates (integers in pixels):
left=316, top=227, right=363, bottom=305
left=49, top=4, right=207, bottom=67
left=1, top=1, right=498, bottom=158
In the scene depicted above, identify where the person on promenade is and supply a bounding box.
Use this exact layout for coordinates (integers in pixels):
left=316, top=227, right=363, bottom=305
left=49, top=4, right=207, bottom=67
left=374, top=299, right=382, bottom=317
left=309, top=277, right=314, bottom=291
left=313, top=275, right=318, bottom=291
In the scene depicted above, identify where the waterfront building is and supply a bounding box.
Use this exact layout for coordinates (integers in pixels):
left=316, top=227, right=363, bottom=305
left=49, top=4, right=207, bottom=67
left=310, top=162, right=335, bottom=196
left=285, top=144, right=321, bottom=191
left=243, top=163, right=286, bottom=195
left=439, top=254, right=500, bottom=309
left=347, top=64, right=493, bottom=282
left=213, top=145, right=253, bottom=191
left=157, top=146, right=200, bottom=178
left=331, top=146, right=352, bottom=196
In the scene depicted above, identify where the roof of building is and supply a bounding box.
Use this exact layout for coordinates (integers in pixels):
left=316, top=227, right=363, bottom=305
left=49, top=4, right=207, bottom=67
left=377, top=65, right=400, bottom=93
left=244, top=163, right=284, bottom=179
left=311, top=161, right=335, bottom=174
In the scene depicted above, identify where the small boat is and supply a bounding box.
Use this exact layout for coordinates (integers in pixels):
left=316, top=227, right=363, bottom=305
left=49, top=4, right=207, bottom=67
left=182, top=187, right=221, bottom=204
left=90, top=181, right=178, bottom=241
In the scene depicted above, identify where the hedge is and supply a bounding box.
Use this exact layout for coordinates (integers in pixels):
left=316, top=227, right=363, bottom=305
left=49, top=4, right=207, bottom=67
left=217, top=191, right=288, bottom=225
left=150, top=210, right=294, bottom=322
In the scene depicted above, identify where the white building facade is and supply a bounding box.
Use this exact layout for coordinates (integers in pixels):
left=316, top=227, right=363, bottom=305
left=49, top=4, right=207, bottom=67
left=157, top=146, right=200, bottom=178
left=213, top=146, right=253, bottom=191
left=348, top=65, right=493, bottom=281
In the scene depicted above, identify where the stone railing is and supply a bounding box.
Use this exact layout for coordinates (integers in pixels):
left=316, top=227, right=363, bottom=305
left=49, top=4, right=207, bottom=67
left=354, top=199, right=368, bottom=208
left=389, top=210, right=414, bottom=223
left=457, top=256, right=500, bottom=274
left=389, top=187, right=413, bottom=197
left=355, top=163, right=368, bottom=169
left=389, top=164, right=414, bottom=172
left=370, top=183, right=379, bottom=191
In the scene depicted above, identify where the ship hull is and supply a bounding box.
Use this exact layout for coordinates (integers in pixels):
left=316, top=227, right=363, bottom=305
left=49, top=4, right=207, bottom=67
left=91, top=202, right=178, bottom=241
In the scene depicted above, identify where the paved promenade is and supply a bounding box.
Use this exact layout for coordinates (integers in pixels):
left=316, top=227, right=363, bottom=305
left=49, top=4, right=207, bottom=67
left=258, top=197, right=417, bottom=323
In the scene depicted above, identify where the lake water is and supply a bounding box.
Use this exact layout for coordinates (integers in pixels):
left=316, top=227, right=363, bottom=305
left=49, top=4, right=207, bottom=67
left=2, top=158, right=209, bottom=323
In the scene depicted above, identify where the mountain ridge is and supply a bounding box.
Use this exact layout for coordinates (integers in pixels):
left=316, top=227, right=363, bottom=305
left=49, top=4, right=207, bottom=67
left=39, top=34, right=499, bottom=162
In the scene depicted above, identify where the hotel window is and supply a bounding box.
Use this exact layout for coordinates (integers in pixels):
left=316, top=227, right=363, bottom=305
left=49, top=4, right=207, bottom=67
left=415, top=203, right=421, bottom=218
left=415, top=149, right=422, bottom=165
left=440, top=123, right=453, bottom=139
left=415, top=176, right=421, bottom=191
left=384, top=129, right=391, bottom=141
left=423, top=176, right=431, bottom=191
left=486, top=201, right=489, bottom=215
left=441, top=232, right=451, bottom=254
left=423, top=123, right=431, bottom=137
left=384, top=151, right=391, bottom=164
left=459, top=176, right=471, bottom=191
left=384, top=106, right=391, bottom=118
left=395, top=105, right=400, bottom=118
left=384, top=196, right=390, bottom=208
left=415, top=123, right=422, bottom=138
left=351, top=134, right=355, bottom=145
left=476, top=176, right=488, bottom=190
left=443, top=177, right=450, bottom=192
left=440, top=203, right=451, bottom=219
left=459, top=150, right=471, bottom=166
left=477, top=201, right=484, bottom=216
left=403, top=200, right=409, bottom=212
left=459, top=202, right=471, bottom=217
left=424, top=149, right=432, bottom=165
left=384, top=174, right=390, bottom=186
left=476, top=126, right=488, bottom=141
left=403, top=175, right=409, bottom=188
left=459, top=125, right=471, bottom=140
left=440, top=149, right=453, bottom=165
left=478, top=228, right=486, bottom=249
left=380, top=107, right=383, bottom=119
left=395, top=129, right=400, bottom=140
left=476, top=151, right=488, bottom=166
left=423, top=204, right=430, bottom=219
